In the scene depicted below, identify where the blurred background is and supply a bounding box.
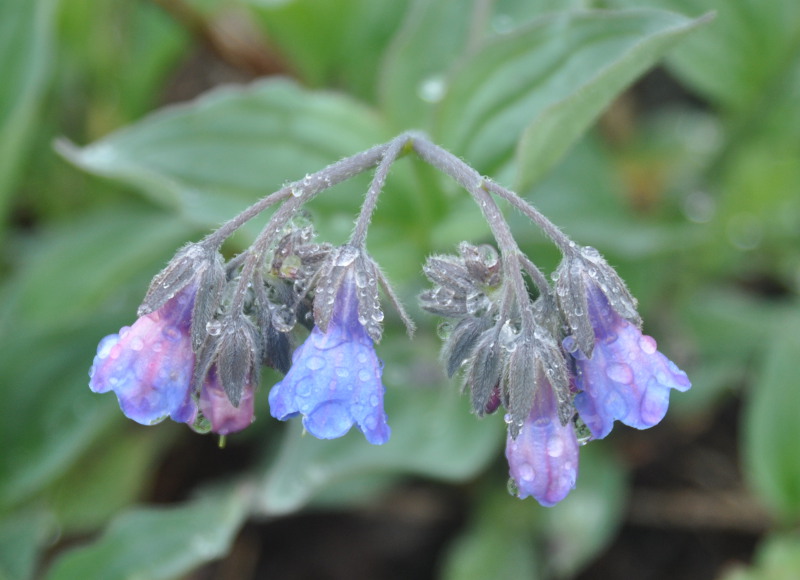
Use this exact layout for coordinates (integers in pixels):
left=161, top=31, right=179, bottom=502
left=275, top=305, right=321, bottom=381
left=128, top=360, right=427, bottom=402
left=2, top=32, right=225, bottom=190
left=1, top=1, right=799, bottom=579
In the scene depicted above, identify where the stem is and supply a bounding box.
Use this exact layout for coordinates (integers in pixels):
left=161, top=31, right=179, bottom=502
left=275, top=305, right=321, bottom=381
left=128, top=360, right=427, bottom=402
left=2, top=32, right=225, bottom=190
left=223, top=143, right=393, bottom=312
left=203, top=143, right=392, bottom=250
left=411, top=138, right=537, bottom=331
left=482, top=180, right=575, bottom=255
left=350, top=134, right=412, bottom=247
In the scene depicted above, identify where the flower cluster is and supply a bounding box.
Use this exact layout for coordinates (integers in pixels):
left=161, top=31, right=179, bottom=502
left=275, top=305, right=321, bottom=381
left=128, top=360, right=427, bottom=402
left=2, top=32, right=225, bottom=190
left=88, top=133, right=691, bottom=507
left=421, top=243, right=690, bottom=506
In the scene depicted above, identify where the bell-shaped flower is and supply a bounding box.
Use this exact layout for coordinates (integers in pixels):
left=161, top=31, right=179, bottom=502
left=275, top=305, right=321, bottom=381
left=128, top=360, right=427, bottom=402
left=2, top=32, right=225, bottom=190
left=505, top=380, right=579, bottom=507
left=565, top=285, right=691, bottom=440
left=89, top=286, right=198, bottom=426
left=198, top=367, right=255, bottom=435
left=268, top=270, right=390, bottom=445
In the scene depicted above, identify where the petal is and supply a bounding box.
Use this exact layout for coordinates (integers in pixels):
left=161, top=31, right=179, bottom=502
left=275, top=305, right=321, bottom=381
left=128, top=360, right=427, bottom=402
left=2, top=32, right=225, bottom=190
left=199, top=368, right=255, bottom=435
left=268, top=324, right=390, bottom=445
left=572, top=287, right=691, bottom=439
left=89, top=288, right=197, bottom=425
left=506, top=384, right=579, bottom=507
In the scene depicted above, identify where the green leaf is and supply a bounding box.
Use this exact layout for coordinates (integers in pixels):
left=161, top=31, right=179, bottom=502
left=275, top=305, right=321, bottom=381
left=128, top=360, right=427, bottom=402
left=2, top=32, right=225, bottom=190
left=246, top=0, right=410, bottom=100
left=0, top=509, right=52, bottom=580
left=542, top=444, right=627, bottom=577
left=258, top=335, right=505, bottom=515
left=721, top=532, right=800, bottom=580
left=0, top=207, right=197, bottom=510
left=0, top=0, right=58, bottom=228
left=607, top=0, right=800, bottom=113
left=440, top=488, right=541, bottom=580
left=45, top=486, right=250, bottom=580
left=58, top=80, right=396, bottom=229
left=48, top=428, right=165, bottom=533
left=434, top=9, right=711, bottom=188
left=742, top=305, right=800, bottom=523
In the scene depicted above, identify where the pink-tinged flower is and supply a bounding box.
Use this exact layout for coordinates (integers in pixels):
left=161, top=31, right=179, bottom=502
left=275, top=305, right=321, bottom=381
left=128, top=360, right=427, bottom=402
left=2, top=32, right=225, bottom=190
left=199, top=367, right=255, bottom=435
left=268, top=271, right=390, bottom=445
left=565, top=285, right=691, bottom=440
left=89, top=286, right=198, bottom=426
left=506, top=381, right=579, bottom=507
left=89, top=286, right=255, bottom=435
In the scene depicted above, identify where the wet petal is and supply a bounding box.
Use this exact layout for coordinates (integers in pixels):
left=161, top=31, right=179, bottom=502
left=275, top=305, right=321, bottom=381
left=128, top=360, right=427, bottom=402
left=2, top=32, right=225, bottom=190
left=506, top=383, right=579, bottom=507
left=199, top=367, right=255, bottom=435
left=89, top=287, right=197, bottom=426
left=268, top=274, right=390, bottom=445
left=571, top=286, right=691, bottom=439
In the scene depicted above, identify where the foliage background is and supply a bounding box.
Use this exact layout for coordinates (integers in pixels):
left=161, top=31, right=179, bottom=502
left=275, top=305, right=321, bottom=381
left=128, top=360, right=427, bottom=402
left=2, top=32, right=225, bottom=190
left=1, top=0, right=799, bottom=578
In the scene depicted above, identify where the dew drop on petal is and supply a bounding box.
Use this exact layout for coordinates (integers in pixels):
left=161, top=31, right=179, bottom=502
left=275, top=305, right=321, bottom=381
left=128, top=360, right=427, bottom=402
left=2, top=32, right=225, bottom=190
left=519, top=463, right=535, bottom=481
left=130, top=337, right=144, bottom=351
left=639, top=335, right=658, bottom=354
left=357, top=352, right=368, bottom=364
left=547, top=438, right=564, bottom=457
left=335, top=367, right=349, bottom=378
left=306, top=356, right=326, bottom=371
left=358, top=369, right=372, bottom=382
left=606, top=363, right=634, bottom=384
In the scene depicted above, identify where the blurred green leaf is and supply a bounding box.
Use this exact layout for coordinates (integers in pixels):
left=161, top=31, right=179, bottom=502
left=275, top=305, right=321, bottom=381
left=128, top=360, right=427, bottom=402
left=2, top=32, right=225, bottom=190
left=56, top=79, right=425, bottom=241
left=0, top=509, right=52, bottom=580
left=607, top=0, right=800, bottom=113
left=45, top=486, right=250, bottom=580
left=543, top=444, right=627, bottom=578
left=435, top=9, right=711, bottom=187
left=0, top=207, right=196, bottom=510
left=0, top=0, right=58, bottom=228
left=258, top=335, right=505, bottom=514
left=247, top=0, right=409, bottom=101
left=743, top=304, right=800, bottom=523
left=722, top=532, right=800, bottom=580
left=48, top=428, right=165, bottom=533
left=379, top=0, right=477, bottom=131
left=440, top=488, right=541, bottom=580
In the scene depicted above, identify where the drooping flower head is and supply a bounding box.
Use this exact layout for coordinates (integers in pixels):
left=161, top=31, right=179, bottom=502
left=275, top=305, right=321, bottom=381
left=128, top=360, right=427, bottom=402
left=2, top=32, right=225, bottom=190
left=506, top=378, right=579, bottom=507
left=90, top=244, right=258, bottom=435
left=268, top=246, right=392, bottom=445
left=556, top=246, right=691, bottom=440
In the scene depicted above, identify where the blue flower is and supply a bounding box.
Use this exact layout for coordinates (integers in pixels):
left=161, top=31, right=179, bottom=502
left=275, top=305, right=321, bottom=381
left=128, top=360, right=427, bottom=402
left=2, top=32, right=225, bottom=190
left=268, top=271, right=390, bottom=445
left=505, top=379, right=579, bottom=507
left=565, top=285, right=691, bottom=440
left=89, top=285, right=256, bottom=434
left=89, top=286, right=198, bottom=426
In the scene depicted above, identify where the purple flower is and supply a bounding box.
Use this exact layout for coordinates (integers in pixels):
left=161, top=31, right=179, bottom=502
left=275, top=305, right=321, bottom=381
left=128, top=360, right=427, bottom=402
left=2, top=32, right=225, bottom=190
left=565, top=285, right=691, bottom=440
left=89, top=286, right=198, bottom=426
left=199, top=367, right=255, bottom=435
left=506, top=380, right=579, bottom=507
left=268, top=272, right=390, bottom=445
left=89, top=285, right=255, bottom=435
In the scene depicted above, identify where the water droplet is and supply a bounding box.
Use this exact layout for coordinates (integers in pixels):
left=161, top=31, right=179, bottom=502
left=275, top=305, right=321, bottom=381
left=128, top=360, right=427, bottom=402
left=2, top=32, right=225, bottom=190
left=357, top=352, right=368, bottom=364
left=639, top=335, right=657, bottom=354
left=682, top=191, right=716, bottom=223
left=336, top=246, right=359, bottom=266
left=417, top=75, right=447, bottom=103
left=580, top=246, right=602, bottom=261
left=504, top=413, right=514, bottom=425
left=130, top=337, right=144, bottom=351
left=306, top=356, right=326, bottom=371
left=355, top=270, right=368, bottom=288
left=358, top=369, right=372, bottom=382
left=507, top=477, right=520, bottom=497
left=519, top=463, right=535, bottom=481
left=206, top=320, right=222, bottom=336
left=163, top=326, right=181, bottom=342
left=562, top=336, right=579, bottom=354
left=335, top=367, right=349, bottom=378
left=547, top=438, right=564, bottom=457
left=605, top=363, right=634, bottom=384
left=369, top=394, right=379, bottom=406
left=272, top=306, right=296, bottom=332
left=364, top=415, right=378, bottom=429
left=295, top=378, right=312, bottom=396
left=371, top=309, right=384, bottom=322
